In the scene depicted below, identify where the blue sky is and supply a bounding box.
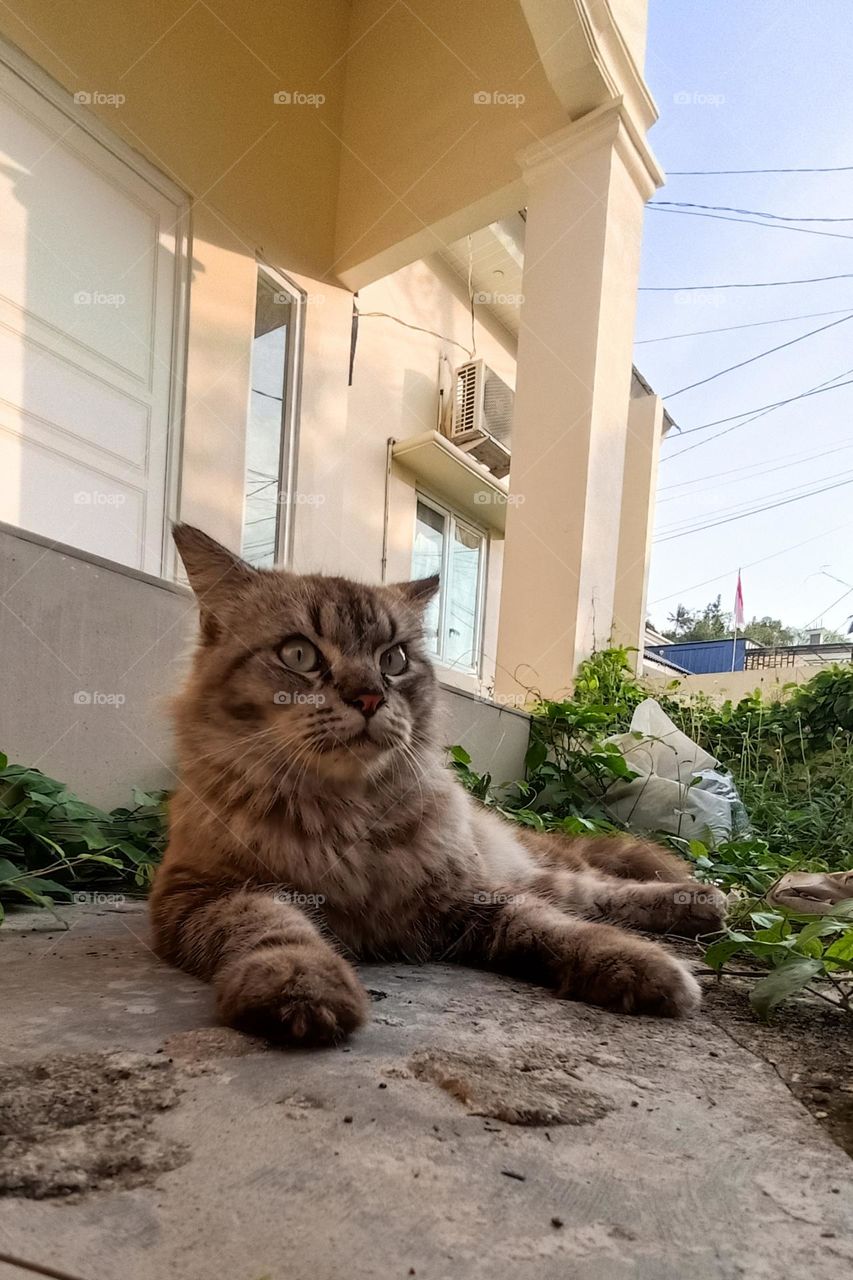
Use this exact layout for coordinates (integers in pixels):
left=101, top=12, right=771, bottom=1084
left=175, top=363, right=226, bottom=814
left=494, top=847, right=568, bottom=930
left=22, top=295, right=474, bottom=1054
left=638, top=0, right=853, bottom=635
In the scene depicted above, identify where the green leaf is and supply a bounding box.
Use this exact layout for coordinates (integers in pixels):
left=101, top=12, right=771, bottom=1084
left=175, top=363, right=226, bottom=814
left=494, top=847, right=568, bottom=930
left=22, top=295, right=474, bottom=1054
left=12, top=876, right=73, bottom=899
left=749, top=957, right=823, bottom=1020
left=823, top=930, right=853, bottom=969
left=0, top=856, right=24, bottom=884
left=704, top=935, right=751, bottom=970
left=447, top=745, right=471, bottom=765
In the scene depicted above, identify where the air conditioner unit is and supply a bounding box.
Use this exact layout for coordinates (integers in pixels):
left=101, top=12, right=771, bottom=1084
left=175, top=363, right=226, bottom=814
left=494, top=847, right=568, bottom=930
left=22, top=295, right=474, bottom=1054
left=445, top=359, right=513, bottom=479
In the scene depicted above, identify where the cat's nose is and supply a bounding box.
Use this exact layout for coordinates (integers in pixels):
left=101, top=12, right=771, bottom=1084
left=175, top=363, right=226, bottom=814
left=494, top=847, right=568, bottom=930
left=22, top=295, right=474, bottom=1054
left=348, top=691, right=385, bottom=718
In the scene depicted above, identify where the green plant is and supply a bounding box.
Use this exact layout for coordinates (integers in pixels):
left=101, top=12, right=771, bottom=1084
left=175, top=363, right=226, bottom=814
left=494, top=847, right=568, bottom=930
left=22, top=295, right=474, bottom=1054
left=0, top=754, right=167, bottom=923
left=448, top=650, right=853, bottom=1019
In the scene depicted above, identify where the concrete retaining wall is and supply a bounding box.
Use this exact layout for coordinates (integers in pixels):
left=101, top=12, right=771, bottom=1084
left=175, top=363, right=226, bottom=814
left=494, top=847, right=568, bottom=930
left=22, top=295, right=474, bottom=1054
left=0, top=524, right=528, bottom=807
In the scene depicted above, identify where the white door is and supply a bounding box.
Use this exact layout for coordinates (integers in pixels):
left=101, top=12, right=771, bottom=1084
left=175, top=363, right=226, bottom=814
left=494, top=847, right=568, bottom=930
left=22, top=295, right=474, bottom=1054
left=0, top=50, right=186, bottom=575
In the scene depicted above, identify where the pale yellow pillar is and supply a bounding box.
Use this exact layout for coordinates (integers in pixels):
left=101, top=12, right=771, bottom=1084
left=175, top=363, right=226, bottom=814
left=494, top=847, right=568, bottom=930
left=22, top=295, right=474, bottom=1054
left=494, top=102, right=662, bottom=700
left=612, top=387, right=664, bottom=669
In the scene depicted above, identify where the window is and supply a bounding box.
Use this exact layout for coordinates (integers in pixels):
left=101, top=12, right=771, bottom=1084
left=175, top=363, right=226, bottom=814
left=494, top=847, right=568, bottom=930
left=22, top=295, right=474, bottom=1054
left=411, top=496, right=486, bottom=673
left=242, top=269, right=302, bottom=567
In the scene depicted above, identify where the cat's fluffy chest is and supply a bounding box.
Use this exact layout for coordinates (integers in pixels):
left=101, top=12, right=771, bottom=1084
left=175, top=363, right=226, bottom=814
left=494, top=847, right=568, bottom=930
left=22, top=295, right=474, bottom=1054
left=247, top=773, right=475, bottom=913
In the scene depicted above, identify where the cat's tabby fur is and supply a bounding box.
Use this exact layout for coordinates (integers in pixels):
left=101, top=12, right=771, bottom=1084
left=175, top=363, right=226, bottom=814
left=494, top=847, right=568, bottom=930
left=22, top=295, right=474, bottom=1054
left=150, top=525, right=726, bottom=1044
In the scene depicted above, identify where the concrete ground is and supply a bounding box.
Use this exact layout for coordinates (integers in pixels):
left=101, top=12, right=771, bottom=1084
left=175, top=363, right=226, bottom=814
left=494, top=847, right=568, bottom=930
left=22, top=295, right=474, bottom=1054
left=0, top=905, right=850, bottom=1280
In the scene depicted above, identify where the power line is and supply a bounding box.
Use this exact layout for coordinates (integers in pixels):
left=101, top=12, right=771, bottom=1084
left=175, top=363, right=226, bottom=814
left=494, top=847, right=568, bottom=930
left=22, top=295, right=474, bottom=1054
left=636, top=306, right=853, bottom=345
left=657, top=440, right=853, bottom=500
left=657, top=466, right=853, bottom=536
left=640, top=271, right=853, bottom=293
left=672, top=375, right=853, bottom=437
left=805, top=585, right=853, bottom=630
left=648, top=518, right=853, bottom=606
left=667, top=164, right=853, bottom=175
left=654, top=475, right=853, bottom=544
left=647, top=206, right=853, bottom=243
left=652, top=200, right=853, bottom=224
left=661, top=311, right=853, bottom=400
left=663, top=366, right=853, bottom=462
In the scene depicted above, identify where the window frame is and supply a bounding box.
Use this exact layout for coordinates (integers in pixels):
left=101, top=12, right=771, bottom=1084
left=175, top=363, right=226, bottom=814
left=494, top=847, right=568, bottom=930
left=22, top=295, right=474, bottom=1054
left=413, top=490, right=488, bottom=676
left=242, top=262, right=305, bottom=568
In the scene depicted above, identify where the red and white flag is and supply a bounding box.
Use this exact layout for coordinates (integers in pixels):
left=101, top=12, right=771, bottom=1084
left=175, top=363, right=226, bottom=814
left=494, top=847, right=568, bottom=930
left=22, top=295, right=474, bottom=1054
left=733, top=571, right=745, bottom=631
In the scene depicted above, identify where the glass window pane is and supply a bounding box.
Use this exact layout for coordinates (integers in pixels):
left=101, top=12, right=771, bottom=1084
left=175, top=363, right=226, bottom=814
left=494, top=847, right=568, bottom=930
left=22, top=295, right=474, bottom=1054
left=243, top=273, right=292, bottom=567
left=444, top=521, right=482, bottom=670
left=412, top=500, right=444, bottom=654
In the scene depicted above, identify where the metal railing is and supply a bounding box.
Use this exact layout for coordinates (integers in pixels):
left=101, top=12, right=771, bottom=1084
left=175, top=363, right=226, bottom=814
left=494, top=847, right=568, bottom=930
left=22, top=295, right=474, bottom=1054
left=744, top=644, right=853, bottom=670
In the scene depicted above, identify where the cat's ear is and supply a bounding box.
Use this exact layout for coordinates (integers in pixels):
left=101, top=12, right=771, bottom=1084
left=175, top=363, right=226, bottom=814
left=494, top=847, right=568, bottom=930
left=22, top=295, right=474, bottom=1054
left=173, top=524, right=257, bottom=636
left=391, top=575, right=440, bottom=609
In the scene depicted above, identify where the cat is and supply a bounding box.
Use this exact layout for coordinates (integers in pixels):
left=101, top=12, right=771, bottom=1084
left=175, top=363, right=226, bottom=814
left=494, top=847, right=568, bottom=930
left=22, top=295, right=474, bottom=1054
left=150, top=524, right=726, bottom=1044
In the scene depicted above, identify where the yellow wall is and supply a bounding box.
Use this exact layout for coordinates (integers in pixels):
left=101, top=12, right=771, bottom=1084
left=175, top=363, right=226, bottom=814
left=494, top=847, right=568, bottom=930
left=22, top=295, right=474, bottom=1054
left=335, top=0, right=567, bottom=281
left=645, top=665, right=829, bottom=703
left=2, top=1, right=573, bottom=287
left=1, top=1, right=351, bottom=279
left=172, top=208, right=517, bottom=696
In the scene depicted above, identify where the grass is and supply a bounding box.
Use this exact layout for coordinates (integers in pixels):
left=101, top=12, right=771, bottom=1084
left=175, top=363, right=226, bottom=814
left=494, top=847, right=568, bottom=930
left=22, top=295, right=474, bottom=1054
left=451, top=650, right=853, bottom=1019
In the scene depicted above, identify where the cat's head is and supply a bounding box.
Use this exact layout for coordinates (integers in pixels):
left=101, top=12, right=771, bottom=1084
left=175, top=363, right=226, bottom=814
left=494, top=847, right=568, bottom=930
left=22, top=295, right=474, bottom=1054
left=173, top=525, right=439, bottom=783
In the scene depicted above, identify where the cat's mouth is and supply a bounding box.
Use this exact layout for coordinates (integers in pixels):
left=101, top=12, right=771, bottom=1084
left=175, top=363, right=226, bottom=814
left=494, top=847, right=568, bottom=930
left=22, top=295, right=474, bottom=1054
left=339, top=720, right=403, bottom=755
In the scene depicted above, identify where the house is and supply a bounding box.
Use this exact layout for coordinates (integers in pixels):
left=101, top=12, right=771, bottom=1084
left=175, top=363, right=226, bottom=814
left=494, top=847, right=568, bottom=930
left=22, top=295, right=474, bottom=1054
left=646, top=637, right=760, bottom=675
left=641, top=626, right=690, bottom=676
left=0, top=1, right=667, bottom=803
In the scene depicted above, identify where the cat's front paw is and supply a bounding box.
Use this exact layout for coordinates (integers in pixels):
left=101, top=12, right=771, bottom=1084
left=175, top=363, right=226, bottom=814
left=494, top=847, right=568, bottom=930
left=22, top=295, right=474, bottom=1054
left=215, top=943, right=368, bottom=1045
left=559, top=936, right=701, bottom=1017
left=666, top=882, right=727, bottom=937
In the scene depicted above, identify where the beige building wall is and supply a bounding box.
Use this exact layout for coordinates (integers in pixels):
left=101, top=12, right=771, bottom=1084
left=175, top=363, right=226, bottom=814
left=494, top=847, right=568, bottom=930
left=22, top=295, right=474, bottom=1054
left=175, top=221, right=517, bottom=696
left=646, top=666, right=837, bottom=704
left=1, top=0, right=351, bottom=281
left=1, top=0, right=662, bottom=706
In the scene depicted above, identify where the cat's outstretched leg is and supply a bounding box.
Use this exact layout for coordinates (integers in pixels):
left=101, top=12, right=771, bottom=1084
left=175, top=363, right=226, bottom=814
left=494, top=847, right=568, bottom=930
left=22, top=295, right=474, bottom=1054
left=529, top=867, right=727, bottom=938
left=150, top=876, right=368, bottom=1044
left=451, top=893, right=701, bottom=1016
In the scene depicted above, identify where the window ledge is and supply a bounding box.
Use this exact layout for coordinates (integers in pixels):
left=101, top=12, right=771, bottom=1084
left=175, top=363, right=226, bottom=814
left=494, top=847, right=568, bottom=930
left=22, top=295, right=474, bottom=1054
left=392, top=431, right=508, bottom=532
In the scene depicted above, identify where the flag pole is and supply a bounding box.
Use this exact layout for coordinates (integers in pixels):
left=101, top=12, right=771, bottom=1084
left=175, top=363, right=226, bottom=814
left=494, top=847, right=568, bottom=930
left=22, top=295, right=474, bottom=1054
left=731, top=567, right=742, bottom=671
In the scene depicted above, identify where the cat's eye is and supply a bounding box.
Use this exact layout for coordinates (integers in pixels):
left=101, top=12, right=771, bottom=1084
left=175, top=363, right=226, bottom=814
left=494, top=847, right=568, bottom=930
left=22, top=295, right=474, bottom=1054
left=380, top=644, right=408, bottom=676
left=278, top=635, right=321, bottom=674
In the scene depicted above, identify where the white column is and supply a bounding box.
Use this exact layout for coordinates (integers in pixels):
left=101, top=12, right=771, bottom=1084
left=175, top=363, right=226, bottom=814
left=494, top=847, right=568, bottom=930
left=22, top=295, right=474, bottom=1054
left=612, top=388, right=665, bottom=670
left=494, top=102, right=661, bottom=700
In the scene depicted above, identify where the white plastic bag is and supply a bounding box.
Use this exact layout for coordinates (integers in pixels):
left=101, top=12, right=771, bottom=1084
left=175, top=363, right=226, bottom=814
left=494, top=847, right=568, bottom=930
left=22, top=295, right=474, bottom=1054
left=604, top=699, right=748, bottom=846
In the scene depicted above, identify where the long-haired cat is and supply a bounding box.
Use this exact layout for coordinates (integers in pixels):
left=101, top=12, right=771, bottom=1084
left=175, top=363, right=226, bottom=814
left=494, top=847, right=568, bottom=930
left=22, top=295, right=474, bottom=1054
left=150, top=525, right=726, bottom=1044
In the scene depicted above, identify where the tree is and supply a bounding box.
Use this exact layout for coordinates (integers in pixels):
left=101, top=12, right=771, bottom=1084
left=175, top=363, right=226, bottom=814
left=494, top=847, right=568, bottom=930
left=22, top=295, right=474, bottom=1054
left=664, top=596, right=729, bottom=642
left=739, top=616, right=795, bottom=646
left=659, top=600, right=800, bottom=646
